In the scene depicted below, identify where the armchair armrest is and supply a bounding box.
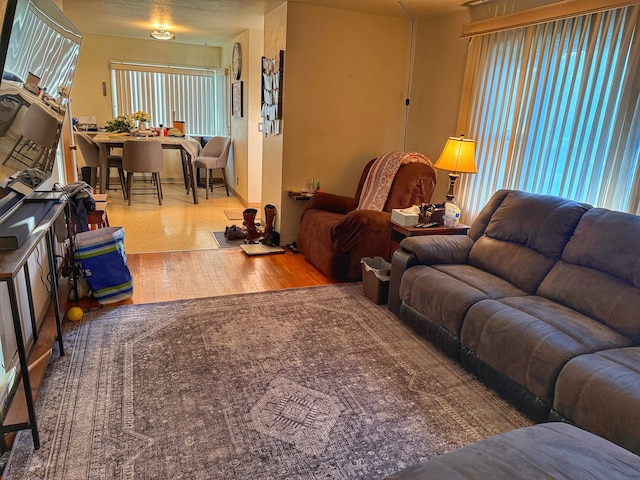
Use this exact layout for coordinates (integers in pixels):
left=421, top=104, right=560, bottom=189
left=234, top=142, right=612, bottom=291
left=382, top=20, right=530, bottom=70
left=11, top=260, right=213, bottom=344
left=301, top=192, right=357, bottom=216
left=331, top=209, right=390, bottom=253
left=387, top=235, right=474, bottom=316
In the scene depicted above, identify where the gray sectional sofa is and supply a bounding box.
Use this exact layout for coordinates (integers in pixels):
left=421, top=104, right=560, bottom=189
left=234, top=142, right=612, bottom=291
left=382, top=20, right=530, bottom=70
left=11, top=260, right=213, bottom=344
left=388, top=189, right=640, bottom=456
left=385, top=423, right=640, bottom=480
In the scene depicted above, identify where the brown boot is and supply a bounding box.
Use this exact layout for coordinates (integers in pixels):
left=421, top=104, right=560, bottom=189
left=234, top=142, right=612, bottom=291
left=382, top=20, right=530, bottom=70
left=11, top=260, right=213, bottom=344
left=243, top=208, right=261, bottom=243
left=263, top=204, right=276, bottom=235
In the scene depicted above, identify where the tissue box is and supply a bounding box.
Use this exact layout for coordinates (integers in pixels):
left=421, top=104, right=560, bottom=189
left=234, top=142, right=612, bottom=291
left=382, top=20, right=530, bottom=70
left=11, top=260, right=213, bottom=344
left=391, top=209, right=419, bottom=226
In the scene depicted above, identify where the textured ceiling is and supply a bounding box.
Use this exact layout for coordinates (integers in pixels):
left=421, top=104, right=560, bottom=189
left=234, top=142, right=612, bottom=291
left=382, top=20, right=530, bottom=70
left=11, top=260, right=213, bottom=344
left=61, top=0, right=466, bottom=46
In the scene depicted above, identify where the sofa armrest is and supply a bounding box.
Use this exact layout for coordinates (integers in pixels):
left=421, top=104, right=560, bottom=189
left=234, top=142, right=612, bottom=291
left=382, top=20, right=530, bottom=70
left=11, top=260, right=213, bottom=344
left=387, top=235, right=474, bottom=316
left=388, top=248, right=422, bottom=315
left=301, top=192, right=357, bottom=216
left=401, top=235, right=474, bottom=265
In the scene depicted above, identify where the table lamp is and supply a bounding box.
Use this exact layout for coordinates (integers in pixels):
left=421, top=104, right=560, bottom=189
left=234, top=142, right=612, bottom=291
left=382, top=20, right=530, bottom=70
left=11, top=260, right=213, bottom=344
left=434, top=134, right=477, bottom=203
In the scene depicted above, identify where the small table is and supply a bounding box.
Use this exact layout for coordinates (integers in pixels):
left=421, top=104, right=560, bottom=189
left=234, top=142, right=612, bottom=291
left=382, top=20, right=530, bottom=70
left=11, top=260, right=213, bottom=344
left=388, top=221, right=469, bottom=260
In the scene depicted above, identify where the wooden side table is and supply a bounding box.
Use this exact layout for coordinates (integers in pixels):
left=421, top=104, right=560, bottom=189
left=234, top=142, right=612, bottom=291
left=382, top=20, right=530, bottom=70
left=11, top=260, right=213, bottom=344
left=388, top=222, right=469, bottom=260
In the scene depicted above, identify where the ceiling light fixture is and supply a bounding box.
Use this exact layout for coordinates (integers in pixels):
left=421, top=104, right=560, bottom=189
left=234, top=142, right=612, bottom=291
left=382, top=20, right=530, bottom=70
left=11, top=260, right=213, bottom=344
left=150, top=27, right=175, bottom=41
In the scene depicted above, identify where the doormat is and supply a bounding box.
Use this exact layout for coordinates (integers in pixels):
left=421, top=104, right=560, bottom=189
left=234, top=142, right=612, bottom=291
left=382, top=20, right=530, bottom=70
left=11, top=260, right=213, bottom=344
left=223, top=209, right=244, bottom=221
left=211, top=231, right=245, bottom=248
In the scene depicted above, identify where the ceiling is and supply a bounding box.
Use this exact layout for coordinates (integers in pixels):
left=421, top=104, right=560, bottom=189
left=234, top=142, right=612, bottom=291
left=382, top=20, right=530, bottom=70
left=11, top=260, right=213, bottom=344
left=61, top=0, right=467, bottom=47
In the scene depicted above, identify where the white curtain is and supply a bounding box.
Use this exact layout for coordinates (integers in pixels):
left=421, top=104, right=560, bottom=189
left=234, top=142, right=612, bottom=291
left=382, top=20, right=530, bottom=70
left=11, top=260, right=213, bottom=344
left=110, top=63, right=228, bottom=137
left=457, top=5, right=640, bottom=221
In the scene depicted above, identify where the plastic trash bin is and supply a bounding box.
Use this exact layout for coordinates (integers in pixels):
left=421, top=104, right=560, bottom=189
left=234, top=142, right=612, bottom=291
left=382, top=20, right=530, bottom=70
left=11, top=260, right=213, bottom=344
left=361, top=256, right=391, bottom=304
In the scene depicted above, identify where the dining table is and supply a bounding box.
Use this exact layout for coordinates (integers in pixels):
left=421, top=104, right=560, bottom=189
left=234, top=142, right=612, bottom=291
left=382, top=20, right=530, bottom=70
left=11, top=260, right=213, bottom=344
left=92, top=134, right=203, bottom=204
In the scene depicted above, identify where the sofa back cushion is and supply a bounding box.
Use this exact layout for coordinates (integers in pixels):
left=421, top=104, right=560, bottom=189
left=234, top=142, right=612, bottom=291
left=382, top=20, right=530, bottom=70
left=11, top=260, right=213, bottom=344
left=538, top=208, right=640, bottom=341
left=468, top=190, right=590, bottom=293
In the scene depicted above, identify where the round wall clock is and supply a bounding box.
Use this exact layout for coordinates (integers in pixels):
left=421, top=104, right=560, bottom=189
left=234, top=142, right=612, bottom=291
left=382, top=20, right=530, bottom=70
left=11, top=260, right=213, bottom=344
left=232, top=42, right=242, bottom=80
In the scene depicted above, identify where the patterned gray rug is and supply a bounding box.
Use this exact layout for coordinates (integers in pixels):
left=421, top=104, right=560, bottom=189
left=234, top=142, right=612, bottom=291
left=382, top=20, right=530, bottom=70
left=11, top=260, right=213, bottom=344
left=4, top=284, right=530, bottom=479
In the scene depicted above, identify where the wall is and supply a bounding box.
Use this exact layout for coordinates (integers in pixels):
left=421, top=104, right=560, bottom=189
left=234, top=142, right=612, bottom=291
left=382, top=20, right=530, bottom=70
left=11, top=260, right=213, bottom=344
left=71, top=34, right=220, bottom=181
left=266, top=3, right=413, bottom=243
left=407, top=10, right=472, bottom=203
left=261, top=3, right=287, bottom=230
left=229, top=29, right=263, bottom=206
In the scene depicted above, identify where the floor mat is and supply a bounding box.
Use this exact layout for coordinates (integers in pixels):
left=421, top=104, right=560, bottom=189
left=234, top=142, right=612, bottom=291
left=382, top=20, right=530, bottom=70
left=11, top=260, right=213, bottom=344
left=223, top=209, right=245, bottom=221
left=211, top=231, right=245, bottom=248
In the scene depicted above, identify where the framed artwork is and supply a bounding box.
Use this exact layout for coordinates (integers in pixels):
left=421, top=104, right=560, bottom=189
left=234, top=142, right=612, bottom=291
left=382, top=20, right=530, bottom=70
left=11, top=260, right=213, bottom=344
left=232, top=81, right=243, bottom=117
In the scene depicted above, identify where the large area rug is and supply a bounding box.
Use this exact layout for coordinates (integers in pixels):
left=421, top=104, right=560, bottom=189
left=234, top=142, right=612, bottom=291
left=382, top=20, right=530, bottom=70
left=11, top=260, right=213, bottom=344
left=4, top=284, right=530, bottom=479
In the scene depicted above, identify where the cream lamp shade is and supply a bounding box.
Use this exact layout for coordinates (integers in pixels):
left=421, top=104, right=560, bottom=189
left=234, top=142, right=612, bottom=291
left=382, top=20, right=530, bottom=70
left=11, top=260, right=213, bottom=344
left=434, top=134, right=477, bottom=202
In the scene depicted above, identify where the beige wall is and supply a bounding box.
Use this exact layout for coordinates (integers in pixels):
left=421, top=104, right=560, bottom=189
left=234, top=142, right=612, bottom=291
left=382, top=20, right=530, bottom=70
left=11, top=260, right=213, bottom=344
left=267, top=3, right=413, bottom=243
left=229, top=28, right=263, bottom=206
left=262, top=3, right=287, bottom=227
left=407, top=10, right=471, bottom=203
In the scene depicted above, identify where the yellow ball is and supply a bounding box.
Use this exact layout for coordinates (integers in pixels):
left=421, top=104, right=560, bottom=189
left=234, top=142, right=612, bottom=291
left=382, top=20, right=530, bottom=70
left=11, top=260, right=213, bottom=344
left=67, top=306, right=84, bottom=322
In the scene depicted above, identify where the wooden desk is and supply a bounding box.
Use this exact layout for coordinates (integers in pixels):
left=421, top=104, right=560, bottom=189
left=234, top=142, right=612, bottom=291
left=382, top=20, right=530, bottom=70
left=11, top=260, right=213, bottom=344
left=93, top=136, right=202, bottom=204
left=0, top=201, right=66, bottom=450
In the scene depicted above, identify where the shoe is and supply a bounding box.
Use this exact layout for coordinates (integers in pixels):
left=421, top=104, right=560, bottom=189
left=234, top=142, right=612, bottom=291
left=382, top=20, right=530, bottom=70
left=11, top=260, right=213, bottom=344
left=243, top=208, right=261, bottom=242
left=263, top=204, right=276, bottom=235
left=260, top=230, right=280, bottom=247
left=224, top=225, right=246, bottom=240
left=286, top=241, right=299, bottom=253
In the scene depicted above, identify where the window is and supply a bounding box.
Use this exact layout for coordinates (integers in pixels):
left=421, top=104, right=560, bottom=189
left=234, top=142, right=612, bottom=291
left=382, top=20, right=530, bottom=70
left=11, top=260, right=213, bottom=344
left=110, top=62, right=228, bottom=137
left=457, top=5, right=640, bottom=221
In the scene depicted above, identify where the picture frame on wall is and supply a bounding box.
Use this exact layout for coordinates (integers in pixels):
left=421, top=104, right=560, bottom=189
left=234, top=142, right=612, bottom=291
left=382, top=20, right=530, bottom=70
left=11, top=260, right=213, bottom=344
left=232, top=81, right=243, bottom=117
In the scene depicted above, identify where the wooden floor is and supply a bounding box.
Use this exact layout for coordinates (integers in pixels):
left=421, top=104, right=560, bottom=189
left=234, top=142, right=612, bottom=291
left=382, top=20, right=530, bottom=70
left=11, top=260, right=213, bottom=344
left=109, top=247, right=336, bottom=305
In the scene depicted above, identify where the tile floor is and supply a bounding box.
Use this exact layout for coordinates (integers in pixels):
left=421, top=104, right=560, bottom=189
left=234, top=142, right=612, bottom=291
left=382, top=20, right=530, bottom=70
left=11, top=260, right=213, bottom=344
left=105, top=181, right=247, bottom=254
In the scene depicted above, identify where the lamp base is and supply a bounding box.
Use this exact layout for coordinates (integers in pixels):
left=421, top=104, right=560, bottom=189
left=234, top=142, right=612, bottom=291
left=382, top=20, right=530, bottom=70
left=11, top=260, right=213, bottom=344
left=443, top=172, right=460, bottom=204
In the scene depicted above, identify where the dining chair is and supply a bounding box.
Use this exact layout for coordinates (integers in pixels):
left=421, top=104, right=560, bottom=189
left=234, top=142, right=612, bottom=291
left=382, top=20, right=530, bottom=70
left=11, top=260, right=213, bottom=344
left=122, top=139, right=164, bottom=205
left=2, top=102, right=60, bottom=171
left=193, top=136, right=231, bottom=199
left=74, top=132, right=127, bottom=199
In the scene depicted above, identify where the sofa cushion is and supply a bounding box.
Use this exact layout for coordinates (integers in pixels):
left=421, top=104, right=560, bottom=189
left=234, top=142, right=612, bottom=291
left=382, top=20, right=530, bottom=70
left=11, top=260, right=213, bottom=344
left=384, top=423, right=640, bottom=480
left=553, top=347, right=640, bottom=455
left=400, top=265, right=528, bottom=338
left=538, top=208, right=640, bottom=342
left=468, top=190, right=590, bottom=293
left=460, top=296, right=632, bottom=405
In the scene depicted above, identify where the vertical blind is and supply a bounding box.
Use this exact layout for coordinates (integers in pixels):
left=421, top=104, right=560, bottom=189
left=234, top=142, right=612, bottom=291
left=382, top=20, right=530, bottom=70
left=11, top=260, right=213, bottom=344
left=110, top=62, right=228, bottom=137
left=457, top=5, right=640, bottom=221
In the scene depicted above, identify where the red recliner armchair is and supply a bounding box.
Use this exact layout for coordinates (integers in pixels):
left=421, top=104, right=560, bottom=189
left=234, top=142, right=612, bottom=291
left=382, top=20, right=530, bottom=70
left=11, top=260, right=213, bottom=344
left=297, top=154, right=437, bottom=281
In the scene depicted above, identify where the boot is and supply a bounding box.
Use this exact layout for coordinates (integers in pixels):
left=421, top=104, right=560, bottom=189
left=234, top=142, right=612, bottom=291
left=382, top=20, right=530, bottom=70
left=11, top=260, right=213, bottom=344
left=243, top=208, right=261, bottom=243
left=263, top=204, right=276, bottom=235
left=260, top=204, right=280, bottom=246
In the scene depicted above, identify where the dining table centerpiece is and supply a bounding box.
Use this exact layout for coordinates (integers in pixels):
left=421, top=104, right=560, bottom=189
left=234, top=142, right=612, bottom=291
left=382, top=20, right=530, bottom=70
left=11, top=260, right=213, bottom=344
left=105, top=114, right=134, bottom=133
left=132, top=110, right=151, bottom=130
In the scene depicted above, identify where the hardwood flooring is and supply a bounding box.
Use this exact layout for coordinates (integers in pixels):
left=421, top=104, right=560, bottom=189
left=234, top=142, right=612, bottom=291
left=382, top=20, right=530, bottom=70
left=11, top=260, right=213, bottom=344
left=122, top=247, right=336, bottom=305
